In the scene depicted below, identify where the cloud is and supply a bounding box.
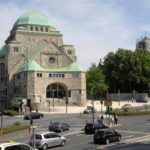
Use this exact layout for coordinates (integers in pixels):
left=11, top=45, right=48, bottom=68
left=0, top=0, right=147, bottom=70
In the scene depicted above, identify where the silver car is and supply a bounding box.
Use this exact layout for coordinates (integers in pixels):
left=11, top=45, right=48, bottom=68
left=29, top=131, right=66, bottom=150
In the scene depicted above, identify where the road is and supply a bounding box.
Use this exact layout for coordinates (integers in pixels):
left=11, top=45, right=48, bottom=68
left=1, top=113, right=150, bottom=150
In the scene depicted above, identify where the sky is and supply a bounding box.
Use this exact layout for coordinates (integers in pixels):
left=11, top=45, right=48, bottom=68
left=0, top=0, right=150, bottom=70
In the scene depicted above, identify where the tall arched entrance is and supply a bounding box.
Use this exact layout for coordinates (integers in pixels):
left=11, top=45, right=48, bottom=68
left=46, top=83, right=67, bottom=99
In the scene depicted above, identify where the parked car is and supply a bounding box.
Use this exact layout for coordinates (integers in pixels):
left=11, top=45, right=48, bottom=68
left=121, top=104, right=133, bottom=110
left=94, top=128, right=121, bottom=144
left=0, top=142, right=38, bottom=150
left=83, top=106, right=97, bottom=114
left=29, top=131, right=66, bottom=150
left=49, top=122, right=70, bottom=132
left=136, top=98, right=148, bottom=103
left=24, top=112, right=44, bottom=120
left=84, top=122, right=108, bottom=134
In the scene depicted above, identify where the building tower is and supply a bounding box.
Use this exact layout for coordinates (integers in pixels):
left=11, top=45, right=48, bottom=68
left=136, top=36, right=150, bottom=51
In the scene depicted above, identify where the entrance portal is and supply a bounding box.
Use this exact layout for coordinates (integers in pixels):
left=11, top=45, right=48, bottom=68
left=46, top=83, right=66, bottom=99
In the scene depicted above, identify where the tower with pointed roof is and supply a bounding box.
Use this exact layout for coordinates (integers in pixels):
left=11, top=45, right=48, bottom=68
left=0, top=11, right=86, bottom=110
left=136, top=36, right=150, bottom=51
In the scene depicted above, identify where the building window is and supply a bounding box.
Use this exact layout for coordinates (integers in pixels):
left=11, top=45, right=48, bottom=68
left=23, top=73, right=27, bottom=78
left=41, top=27, right=43, bottom=32
left=14, top=47, right=19, bottom=53
left=0, top=63, right=5, bottom=82
left=35, top=26, right=38, bottom=31
left=30, top=26, right=33, bottom=31
left=48, top=57, right=55, bottom=64
left=17, top=74, right=20, bottom=79
left=49, top=73, right=65, bottom=78
left=45, top=27, right=48, bottom=32
left=68, top=50, right=72, bottom=55
left=72, top=73, right=79, bottom=78
left=37, top=73, right=42, bottom=77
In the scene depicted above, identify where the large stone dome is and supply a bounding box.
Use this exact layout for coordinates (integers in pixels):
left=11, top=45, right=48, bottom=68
left=13, top=11, right=53, bottom=28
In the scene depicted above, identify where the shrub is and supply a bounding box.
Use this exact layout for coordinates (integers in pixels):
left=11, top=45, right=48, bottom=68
left=3, top=110, right=18, bottom=116
left=13, top=121, right=21, bottom=126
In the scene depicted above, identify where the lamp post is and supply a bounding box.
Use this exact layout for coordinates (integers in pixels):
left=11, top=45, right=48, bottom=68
left=47, top=100, right=50, bottom=114
left=0, top=100, right=4, bottom=141
left=65, top=90, right=68, bottom=114
left=52, top=90, right=54, bottom=108
left=91, top=89, right=94, bottom=123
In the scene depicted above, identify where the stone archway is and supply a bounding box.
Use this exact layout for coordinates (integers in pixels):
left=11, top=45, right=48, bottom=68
left=46, top=83, right=67, bottom=99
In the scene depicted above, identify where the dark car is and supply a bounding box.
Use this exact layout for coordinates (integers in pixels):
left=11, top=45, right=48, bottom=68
left=49, top=122, right=70, bottom=132
left=83, top=106, right=97, bottom=114
left=136, top=98, right=148, bottom=103
left=84, top=122, right=108, bottom=134
left=94, top=128, right=121, bottom=144
left=24, top=112, right=44, bottom=120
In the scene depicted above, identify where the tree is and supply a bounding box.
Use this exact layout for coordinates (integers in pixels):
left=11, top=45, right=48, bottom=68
left=86, top=63, right=108, bottom=99
left=100, top=48, right=150, bottom=93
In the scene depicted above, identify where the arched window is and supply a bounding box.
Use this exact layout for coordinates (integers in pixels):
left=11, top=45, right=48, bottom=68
left=46, top=83, right=66, bottom=98
left=0, top=63, right=5, bottom=82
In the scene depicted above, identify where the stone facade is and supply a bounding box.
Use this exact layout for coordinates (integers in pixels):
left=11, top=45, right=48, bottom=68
left=0, top=11, right=86, bottom=110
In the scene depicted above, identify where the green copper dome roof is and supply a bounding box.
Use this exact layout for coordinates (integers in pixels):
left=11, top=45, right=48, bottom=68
left=0, top=46, right=6, bottom=57
left=13, top=11, right=53, bottom=28
left=17, top=60, right=85, bottom=73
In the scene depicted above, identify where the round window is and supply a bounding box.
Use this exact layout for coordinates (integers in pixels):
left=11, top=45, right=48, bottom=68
left=49, top=57, right=55, bottom=64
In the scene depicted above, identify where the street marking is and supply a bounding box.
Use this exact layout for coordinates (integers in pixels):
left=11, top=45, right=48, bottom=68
left=96, top=134, right=150, bottom=150
left=117, top=129, right=149, bottom=135
left=123, top=135, right=134, bottom=139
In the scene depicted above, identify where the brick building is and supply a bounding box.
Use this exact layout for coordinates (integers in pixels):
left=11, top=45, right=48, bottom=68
left=0, top=11, right=86, bottom=110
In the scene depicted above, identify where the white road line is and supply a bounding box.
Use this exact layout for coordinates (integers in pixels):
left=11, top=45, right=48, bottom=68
left=117, top=129, right=149, bottom=135
left=123, top=135, right=135, bottom=139
left=96, top=134, right=150, bottom=150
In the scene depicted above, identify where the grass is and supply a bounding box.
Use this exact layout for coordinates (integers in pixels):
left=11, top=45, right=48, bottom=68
left=1, top=122, right=29, bottom=134
left=110, top=109, right=150, bottom=116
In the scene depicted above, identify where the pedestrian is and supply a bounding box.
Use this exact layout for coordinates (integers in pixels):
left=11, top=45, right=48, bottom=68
left=114, top=114, right=118, bottom=125
left=50, top=120, right=52, bottom=125
left=101, top=115, right=104, bottom=123
left=36, top=108, right=38, bottom=113
left=85, top=120, right=88, bottom=124
left=30, top=117, right=33, bottom=127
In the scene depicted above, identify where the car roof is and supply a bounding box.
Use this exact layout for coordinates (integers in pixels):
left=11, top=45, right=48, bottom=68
left=0, top=142, right=27, bottom=147
left=34, top=130, right=56, bottom=135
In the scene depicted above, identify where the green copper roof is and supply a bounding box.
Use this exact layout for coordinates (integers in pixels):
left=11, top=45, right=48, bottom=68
left=13, top=11, right=53, bottom=28
left=17, top=60, right=44, bottom=73
left=65, top=62, right=85, bottom=72
left=0, top=46, right=6, bottom=57
left=17, top=60, right=85, bottom=73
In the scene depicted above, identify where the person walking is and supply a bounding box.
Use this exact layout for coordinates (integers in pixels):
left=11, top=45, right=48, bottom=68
left=114, top=114, right=118, bottom=125
left=100, top=115, right=104, bottom=123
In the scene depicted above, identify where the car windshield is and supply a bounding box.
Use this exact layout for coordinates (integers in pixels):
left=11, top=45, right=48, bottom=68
left=86, top=123, right=94, bottom=127
left=51, top=122, right=60, bottom=125
left=96, top=130, right=106, bottom=135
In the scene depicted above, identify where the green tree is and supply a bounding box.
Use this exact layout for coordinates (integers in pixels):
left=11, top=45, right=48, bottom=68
left=86, top=63, right=108, bottom=99
left=100, top=49, right=150, bottom=93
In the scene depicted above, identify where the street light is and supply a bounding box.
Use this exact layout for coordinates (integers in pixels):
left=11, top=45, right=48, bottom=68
left=91, top=89, right=95, bottom=123
left=0, top=100, right=4, bottom=141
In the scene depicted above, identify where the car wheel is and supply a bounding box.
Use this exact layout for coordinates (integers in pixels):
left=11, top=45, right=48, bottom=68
left=106, top=139, right=110, bottom=145
left=61, top=140, right=66, bottom=146
left=42, top=144, right=48, bottom=150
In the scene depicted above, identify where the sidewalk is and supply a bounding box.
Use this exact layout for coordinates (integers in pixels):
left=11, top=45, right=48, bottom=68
left=39, top=100, right=150, bottom=114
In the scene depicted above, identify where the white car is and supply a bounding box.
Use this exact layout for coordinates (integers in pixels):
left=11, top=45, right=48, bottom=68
left=29, top=131, right=66, bottom=150
left=121, top=104, right=133, bottom=110
left=0, top=142, right=37, bottom=150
